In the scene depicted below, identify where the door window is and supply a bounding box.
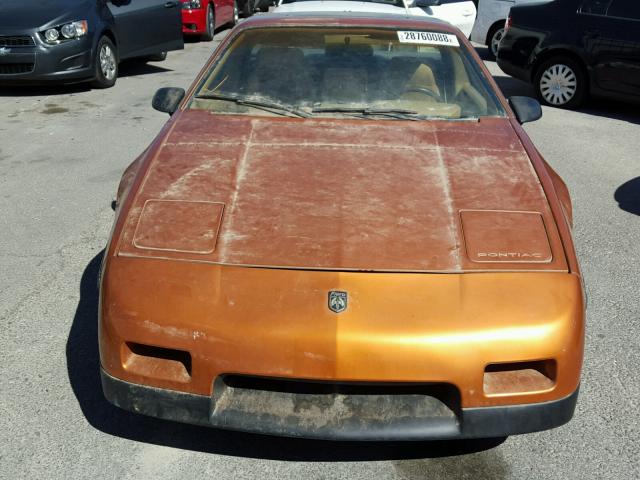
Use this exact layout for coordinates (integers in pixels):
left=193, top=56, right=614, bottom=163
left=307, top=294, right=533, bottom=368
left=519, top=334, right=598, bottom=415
left=607, top=1, right=640, bottom=20
left=579, top=0, right=612, bottom=15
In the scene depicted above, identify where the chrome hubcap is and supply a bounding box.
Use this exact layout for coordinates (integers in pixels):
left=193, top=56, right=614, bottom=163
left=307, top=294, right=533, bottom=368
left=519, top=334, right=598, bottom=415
left=491, top=28, right=504, bottom=57
left=540, top=64, right=577, bottom=105
left=99, top=44, right=116, bottom=80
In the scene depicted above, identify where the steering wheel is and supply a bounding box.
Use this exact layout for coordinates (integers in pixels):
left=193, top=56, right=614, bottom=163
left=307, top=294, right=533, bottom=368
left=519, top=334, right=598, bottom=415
left=402, top=87, right=443, bottom=102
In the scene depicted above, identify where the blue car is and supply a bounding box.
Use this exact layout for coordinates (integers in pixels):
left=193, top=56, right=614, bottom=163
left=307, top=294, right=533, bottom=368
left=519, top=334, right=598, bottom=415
left=0, top=0, right=184, bottom=88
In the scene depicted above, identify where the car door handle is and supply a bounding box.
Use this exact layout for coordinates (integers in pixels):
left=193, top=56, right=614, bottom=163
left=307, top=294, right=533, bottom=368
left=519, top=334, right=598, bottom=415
left=164, top=1, right=179, bottom=7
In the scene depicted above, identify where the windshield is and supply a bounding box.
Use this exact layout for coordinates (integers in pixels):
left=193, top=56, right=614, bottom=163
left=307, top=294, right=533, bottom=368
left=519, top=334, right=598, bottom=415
left=190, top=27, right=505, bottom=120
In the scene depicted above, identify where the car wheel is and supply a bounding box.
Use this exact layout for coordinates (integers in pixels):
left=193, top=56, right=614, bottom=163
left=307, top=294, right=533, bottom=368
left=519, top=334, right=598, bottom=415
left=242, top=0, right=254, bottom=18
left=488, top=25, right=505, bottom=59
left=231, top=0, right=239, bottom=25
left=534, top=57, right=587, bottom=109
left=202, top=4, right=215, bottom=41
left=91, top=36, right=118, bottom=89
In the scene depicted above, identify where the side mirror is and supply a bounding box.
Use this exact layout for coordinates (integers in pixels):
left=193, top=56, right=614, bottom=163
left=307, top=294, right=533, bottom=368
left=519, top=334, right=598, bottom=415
left=415, top=0, right=442, bottom=7
left=152, top=87, right=186, bottom=115
left=508, top=96, right=542, bottom=124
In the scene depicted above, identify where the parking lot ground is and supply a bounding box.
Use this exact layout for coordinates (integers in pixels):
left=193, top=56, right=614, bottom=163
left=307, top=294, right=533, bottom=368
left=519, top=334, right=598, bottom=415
left=0, top=33, right=639, bottom=480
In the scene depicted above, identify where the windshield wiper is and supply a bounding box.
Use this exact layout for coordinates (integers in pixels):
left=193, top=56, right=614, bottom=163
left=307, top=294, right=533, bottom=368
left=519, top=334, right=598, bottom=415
left=313, top=106, right=482, bottom=122
left=195, top=91, right=311, bottom=118
left=312, top=106, right=420, bottom=120
left=428, top=117, right=481, bottom=122
left=312, top=106, right=418, bottom=114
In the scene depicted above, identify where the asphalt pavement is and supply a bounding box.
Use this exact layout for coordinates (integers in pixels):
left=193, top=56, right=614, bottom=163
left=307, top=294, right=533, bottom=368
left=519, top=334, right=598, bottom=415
left=0, top=28, right=638, bottom=480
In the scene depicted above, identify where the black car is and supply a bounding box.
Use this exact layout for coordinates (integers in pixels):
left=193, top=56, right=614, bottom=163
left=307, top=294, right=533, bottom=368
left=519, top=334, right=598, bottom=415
left=0, top=0, right=184, bottom=89
left=497, top=0, right=640, bottom=108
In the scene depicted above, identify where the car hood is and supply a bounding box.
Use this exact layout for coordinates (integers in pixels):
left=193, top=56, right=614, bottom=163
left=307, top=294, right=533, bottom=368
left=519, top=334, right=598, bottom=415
left=274, top=1, right=408, bottom=15
left=117, top=112, right=567, bottom=273
left=0, top=0, right=91, bottom=30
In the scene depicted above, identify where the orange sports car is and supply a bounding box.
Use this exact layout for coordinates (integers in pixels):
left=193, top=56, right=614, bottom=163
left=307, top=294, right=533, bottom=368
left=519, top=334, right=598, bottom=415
left=99, top=12, right=585, bottom=440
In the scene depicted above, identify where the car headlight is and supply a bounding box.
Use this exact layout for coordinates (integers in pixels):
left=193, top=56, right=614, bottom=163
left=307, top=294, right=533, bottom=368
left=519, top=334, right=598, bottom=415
left=40, top=20, right=88, bottom=45
left=182, top=0, right=202, bottom=9
left=44, top=28, right=60, bottom=43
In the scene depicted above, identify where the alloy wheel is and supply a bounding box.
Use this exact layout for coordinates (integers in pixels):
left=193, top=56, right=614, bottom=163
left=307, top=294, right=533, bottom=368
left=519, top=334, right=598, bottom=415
left=539, top=64, right=578, bottom=106
left=208, top=7, right=214, bottom=32
left=490, top=28, right=504, bottom=58
left=99, top=44, right=116, bottom=81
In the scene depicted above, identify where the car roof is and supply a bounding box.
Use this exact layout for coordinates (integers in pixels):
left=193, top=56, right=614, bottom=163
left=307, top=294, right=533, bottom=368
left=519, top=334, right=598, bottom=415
left=236, top=11, right=458, bottom=35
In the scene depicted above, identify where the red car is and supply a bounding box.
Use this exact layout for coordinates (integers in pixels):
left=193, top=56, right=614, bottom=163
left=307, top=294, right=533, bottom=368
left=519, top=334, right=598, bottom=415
left=181, top=0, right=239, bottom=41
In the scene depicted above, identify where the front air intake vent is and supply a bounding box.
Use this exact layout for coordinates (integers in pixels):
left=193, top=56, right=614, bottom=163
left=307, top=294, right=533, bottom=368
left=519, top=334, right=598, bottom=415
left=122, top=342, right=192, bottom=383
left=211, top=376, right=463, bottom=439
left=0, top=63, right=35, bottom=75
left=0, top=35, right=35, bottom=47
left=483, top=360, right=556, bottom=395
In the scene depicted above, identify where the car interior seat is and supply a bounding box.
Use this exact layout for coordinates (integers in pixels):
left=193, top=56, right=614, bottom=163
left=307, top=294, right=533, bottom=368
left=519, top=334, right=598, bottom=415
left=399, top=63, right=442, bottom=102
left=321, top=67, right=368, bottom=104
left=377, top=57, right=442, bottom=102
left=319, top=43, right=375, bottom=104
left=246, top=46, right=311, bottom=104
left=451, top=53, right=488, bottom=114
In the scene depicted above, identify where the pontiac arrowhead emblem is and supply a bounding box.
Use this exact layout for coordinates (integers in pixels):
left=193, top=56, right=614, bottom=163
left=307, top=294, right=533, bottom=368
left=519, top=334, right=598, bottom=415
left=328, top=291, right=347, bottom=314
left=0, top=47, right=11, bottom=56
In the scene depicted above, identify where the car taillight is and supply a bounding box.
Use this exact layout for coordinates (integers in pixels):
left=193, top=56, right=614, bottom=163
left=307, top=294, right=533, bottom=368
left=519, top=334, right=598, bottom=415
left=505, top=15, right=513, bottom=33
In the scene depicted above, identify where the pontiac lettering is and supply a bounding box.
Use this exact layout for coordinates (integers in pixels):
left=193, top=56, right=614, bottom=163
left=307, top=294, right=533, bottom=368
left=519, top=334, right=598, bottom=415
left=477, top=252, right=544, bottom=259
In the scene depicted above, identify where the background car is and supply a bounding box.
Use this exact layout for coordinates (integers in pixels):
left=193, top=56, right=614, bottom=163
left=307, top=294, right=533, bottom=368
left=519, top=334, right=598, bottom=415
left=470, top=0, right=540, bottom=59
left=409, top=0, right=477, bottom=37
left=274, top=0, right=477, bottom=38
left=0, top=0, right=183, bottom=88
left=243, top=0, right=274, bottom=16
left=180, top=0, right=239, bottom=41
left=100, top=13, right=584, bottom=441
left=497, top=0, right=640, bottom=108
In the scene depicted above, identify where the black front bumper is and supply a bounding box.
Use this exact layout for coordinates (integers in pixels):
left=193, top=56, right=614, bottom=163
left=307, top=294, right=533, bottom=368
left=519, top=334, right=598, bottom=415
left=0, top=33, right=96, bottom=85
left=101, top=369, right=579, bottom=441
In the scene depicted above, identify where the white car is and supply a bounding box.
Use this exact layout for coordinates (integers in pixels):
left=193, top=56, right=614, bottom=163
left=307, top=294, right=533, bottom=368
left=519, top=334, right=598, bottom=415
left=470, top=0, right=539, bottom=58
left=274, top=0, right=477, bottom=38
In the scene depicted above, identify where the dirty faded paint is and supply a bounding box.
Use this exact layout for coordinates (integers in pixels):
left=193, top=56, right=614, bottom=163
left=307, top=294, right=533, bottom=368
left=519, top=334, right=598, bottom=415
left=117, top=113, right=567, bottom=273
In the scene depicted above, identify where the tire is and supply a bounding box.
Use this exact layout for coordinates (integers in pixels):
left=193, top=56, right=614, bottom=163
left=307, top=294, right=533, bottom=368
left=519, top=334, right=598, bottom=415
left=242, top=0, right=254, bottom=18
left=534, top=56, right=588, bottom=109
left=201, top=4, right=215, bottom=41
left=91, top=36, right=118, bottom=89
left=231, top=0, right=239, bottom=26
left=487, top=23, right=505, bottom=60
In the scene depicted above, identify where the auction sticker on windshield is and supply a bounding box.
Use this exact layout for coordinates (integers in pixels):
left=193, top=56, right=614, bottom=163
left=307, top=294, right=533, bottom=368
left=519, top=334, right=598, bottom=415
left=397, top=31, right=460, bottom=47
